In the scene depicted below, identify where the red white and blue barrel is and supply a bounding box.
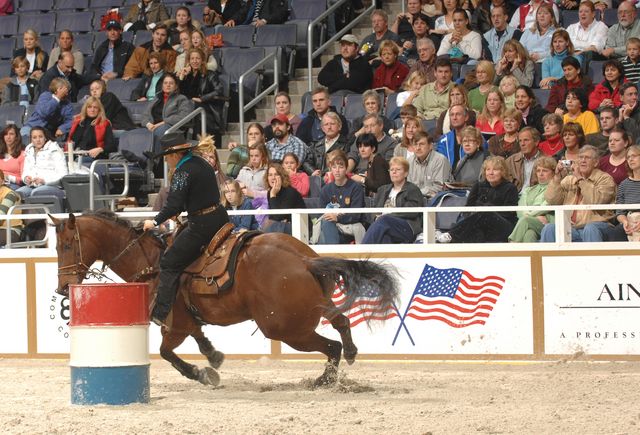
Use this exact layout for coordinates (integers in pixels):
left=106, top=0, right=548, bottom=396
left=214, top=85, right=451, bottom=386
left=69, top=283, right=150, bottom=405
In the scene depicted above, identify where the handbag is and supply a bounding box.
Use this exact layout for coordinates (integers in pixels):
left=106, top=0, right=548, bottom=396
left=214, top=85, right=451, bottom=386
left=206, top=34, right=224, bottom=50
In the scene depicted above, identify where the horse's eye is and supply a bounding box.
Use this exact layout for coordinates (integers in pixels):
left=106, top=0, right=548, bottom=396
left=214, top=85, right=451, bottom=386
left=63, top=243, right=72, bottom=251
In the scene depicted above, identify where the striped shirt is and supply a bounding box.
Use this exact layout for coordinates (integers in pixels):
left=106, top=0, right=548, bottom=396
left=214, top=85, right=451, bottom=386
left=622, top=56, right=640, bottom=85
left=615, top=178, right=640, bottom=216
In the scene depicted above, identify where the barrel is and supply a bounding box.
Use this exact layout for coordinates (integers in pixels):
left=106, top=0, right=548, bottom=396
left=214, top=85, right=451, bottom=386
left=69, top=283, right=150, bottom=405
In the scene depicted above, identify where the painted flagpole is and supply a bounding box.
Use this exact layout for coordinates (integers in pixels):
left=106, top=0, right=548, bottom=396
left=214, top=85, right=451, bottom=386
left=69, top=283, right=150, bottom=405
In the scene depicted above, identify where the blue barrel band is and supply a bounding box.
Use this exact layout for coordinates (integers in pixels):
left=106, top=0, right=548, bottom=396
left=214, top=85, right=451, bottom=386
left=71, top=365, right=150, bottom=405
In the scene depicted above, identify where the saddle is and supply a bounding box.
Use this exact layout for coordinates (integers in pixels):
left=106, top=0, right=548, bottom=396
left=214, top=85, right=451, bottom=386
left=183, top=223, right=261, bottom=296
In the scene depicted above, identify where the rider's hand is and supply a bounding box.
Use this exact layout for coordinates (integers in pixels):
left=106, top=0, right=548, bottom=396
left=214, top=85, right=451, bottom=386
left=143, top=220, right=156, bottom=231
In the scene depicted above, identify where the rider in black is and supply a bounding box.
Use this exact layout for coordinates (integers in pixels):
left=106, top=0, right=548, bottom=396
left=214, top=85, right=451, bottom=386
left=143, top=132, right=229, bottom=326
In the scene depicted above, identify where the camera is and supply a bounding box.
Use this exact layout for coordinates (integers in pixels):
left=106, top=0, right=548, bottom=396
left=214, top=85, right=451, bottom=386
left=560, top=159, right=572, bottom=168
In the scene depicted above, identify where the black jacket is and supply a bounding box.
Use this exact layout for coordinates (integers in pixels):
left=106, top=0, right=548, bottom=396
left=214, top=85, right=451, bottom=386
left=297, top=106, right=349, bottom=146
left=238, top=0, right=288, bottom=24
left=207, top=0, right=245, bottom=23
left=179, top=70, right=224, bottom=134
left=302, top=134, right=350, bottom=175
left=89, top=38, right=135, bottom=79
left=318, top=54, right=373, bottom=94
left=522, top=104, right=547, bottom=135
left=467, top=179, right=519, bottom=223
left=12, top=47, right=48, bottom=76
left=101, top=92, right=136, bottom=131
left=373, top=181, right=424, bottom=236
left=130, top=72, right=165, bottom=101
left=38, top=66, right=91, bottom=103
left=1, top=77, right=39, bottom=106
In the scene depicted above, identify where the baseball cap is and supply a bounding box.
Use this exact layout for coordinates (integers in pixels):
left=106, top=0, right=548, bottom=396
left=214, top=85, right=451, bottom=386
left=270, top=113, right=290, bottom=125
left=339, top=34, right=358, bottom=45
left=106, top=20, right=122, bottom=30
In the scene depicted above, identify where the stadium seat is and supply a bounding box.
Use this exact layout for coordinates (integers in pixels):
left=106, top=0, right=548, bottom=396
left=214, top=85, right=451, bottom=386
left=189, top=3, right=205, bottom=21
left=38, top=34, right=57, bottom=52
left=73, top=33, right=94, bottom=55
left=122, top=101, right=148, bottom=126
left=533, top=62, right=542, bottom=88
left=93, top=30, right=107, bottom=47
left=287, top=0, right=326, bottom=51
left=107, top=78, right=143, bottom=102
left=459, top=64, right=476, bottom=80
left=134, top=30, right=152, bottom=46
left=588, top=60, right=605, bottom=85
left=60, top=173, right=108, bottom=212
left=0, top=15, right=18, bottom=37
left=0, top=59, right=12, bottom=76
left=602, top=9, right=617, bottom=27
left=0, top=105, right=26, bottom=129
left=24, top=195, right=64, bottom=213
left=221, top=47, right=265, bottom=99
left=343, top=94, right=365, bottom=121
left=56, top=11, right=94, bottom=32
left=19, top=14, right=56, bottom=34
left=0, top=38, right=15, bottom=60
left=89, top=0, right=122, bottom=8
left=83, top=54, right=93, bottom=74
left=107, top=127, right=154, bottom=199
left=55, top=0, right=90, bottom=9
left=384, top=92, right=399, bottom=118
left=532, top=88, right=551, bottom=109
left=561, top=10, right=578, bottom=27
left=19, top=0, right=54, bottom=11
left=217, top=25, right=255, bottom=48
left=254, top=24, right=298, bottom=78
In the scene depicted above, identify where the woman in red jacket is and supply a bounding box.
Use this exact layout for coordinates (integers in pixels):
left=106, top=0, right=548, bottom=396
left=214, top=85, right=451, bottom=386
left=546, top=56, right=592, bottom=115
left=372, top=40, right=409, bottom=96
left=588, top=59, right=626, bottom=113
left=66, top=96, right=115, bottom=167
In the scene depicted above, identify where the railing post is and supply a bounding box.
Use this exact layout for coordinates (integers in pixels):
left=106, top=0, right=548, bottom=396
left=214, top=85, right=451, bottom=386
left=555, top=209, right=572, bottom=243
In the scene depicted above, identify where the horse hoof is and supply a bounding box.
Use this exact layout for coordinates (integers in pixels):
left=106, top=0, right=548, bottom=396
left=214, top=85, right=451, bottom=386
left=208, top=350, right=225, bottom=369
left=313, top=365, right=338, bottom=387
left=198, top=367, right=220, bottom=387
left=344, top=347, right=358, bottom=365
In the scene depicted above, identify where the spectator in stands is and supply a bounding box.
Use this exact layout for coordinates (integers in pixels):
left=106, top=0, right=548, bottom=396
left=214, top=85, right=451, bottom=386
left=433, top=0, right=467, bottom=37
left=566, top=1, right=608, bottom=63
left=227, top=123, right=265, bottom=178
left=586, top=107, right=618, bottom=156
left=281, top=152, right=309, bottom=198
left=436, top=8, right=482, bottom=63
left=508, top=156, right=556, bottom=243
left=297, top=86, right=349, bottom=146
left=565, top=88, right=599, bottom=135
left=47, top=30, right=84, bottom=74
left=2, top=57, right=39, bottom=108
left=241, top=0, right=289, bottom=27
left=476, top=90, right=506, bottom=141
left=515, top=85, right=547, bottom=134
left=556, top=121, right=584, bottom=162
left=262, top=163, right=306, bottom=235
left=436, top=104, right=474, bottom=168
left=264, top=92, right=302, bottom=141
left=391, top=0, right=424, bottom=43
left=0, top=169, right=22, bottom=246
left=204, top=0, right=245, bottom=27
left=545, top=56, right=593, bottom=115
left=609, top=144, right=640, bottom=241
left=166, top=6, right=200, bottom=45
left=408, top=131, right=451, bottom=199
left=519, top=4, right=557, bottom=63
left=265, top=114, right=308, bottom=164
left=499, top=75, right=518, bottom=109
left=408, top=38, right=436, bottom=82
left=236, top=143, right=269, bottom=200
left=89, top=80, right=135, bottom=132
left=538, top=113, right=564, bottom=156
left=172, top=30, right=193, bottom=73
left=506, top=126, right=542, bottom=191
left=399, top=13, right=437, bottom=65
left=393, top=115, right=424, bottom=158
left=372, top=41, right=410, bottom=96
left=599, top=127, right=631, bottom=185
left=619, top=82, right=640, bottom=141
left=348, top=114, right=396, bottom=172
left=177, top=48, right=224, bottom=138
left=435, top=83, right=476, bottom=137
left=452, top=126, right=487, bottom=184
left=539, top=30, right=582, bottom=90
left=123, top=24, right=176, bottom=79
left=489, top=108, right=521, bottom=158
left=22, top=78, right=74, bottom=140
left=318, top=34, right=372, bottom=95
left=390, top=71, right=427, bottom=121
left=89, top=20, right=135, bottom=82
left=435, top=156, right=519, bottom=243
left=39, top=52, right=91, bottom=103
left=17, top=127, right=67, bottom=200
left=0, top=125, right=25, bottom=190
left=602, top=1, right=640, bottom=59
left=589, top=60, right=626, bottom=113
left=509, top=0, right=559, bottom=32
left=66, top=96, right=115, bottom=171
left=468, top=61, right=496, bottom=113
left=311, top=150, right=366, bottom=245
left=484, top=5, right=520, bottom=63
left=142, top=73, right=194, bottom=155
left=352, top=90, right=394, bottom=137
left=413, top=57, right=453, bottom=120
left=221, top=179, right=259, bottom=232
left=469, top=0, right=492, bottom=35
left=303, top=112, right=349, bottom=177
left=190, top=30, right=218, bottom=72
left=131, top=53, right=166, bottom=102
left=360, top=9, right=401, bottom=63
left=123, top=0, right=170, bottom=32
left=540, top=145, right=616, bottom=242
left=495, top=40, right=534, bottom=88
left=349, top=133, right=391, bottom=196
left=621, top=39, right=640, bottom=86
left=362, top=156, right=423, bottom=244
left=13, top=29, right=48, bottom=81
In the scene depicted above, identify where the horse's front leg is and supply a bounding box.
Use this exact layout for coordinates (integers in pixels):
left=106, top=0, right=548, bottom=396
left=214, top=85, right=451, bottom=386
left=191, top=327, right=225, bottom=369
left=327, top=311, right=358, bottom=365
left=159, top=329, right=220, bottom=387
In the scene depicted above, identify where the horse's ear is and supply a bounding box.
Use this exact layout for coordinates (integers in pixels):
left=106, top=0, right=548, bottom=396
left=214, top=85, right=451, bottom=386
left=67, top=213, right=76, bottom=230
left=48, top=214, right=60, bottom=227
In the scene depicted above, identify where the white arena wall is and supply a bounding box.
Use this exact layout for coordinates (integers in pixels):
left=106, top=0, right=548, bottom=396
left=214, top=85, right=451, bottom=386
left=3, top=231, right=640, bottom=361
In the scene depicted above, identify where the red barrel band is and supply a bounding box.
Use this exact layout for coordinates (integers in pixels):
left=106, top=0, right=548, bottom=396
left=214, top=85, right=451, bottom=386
left=69, top=283, right=149, bottom=326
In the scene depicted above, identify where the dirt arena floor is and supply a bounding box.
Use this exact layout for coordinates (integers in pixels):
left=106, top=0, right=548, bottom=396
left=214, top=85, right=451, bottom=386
left=1, top=357, right=639, bottom=434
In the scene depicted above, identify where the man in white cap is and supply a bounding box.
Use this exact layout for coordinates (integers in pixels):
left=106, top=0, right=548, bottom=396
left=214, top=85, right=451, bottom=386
left=318, top=34, right=372, bottom=95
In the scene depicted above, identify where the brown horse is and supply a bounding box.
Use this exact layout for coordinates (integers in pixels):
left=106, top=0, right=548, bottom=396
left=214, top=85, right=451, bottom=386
left=51, top=211, right=399, bottom=387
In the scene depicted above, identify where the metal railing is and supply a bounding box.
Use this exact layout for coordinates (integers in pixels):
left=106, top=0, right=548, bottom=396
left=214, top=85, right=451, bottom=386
left=89, top=160, right=130, bottom=211
left=306, top=0, right=375, bottom=93
left=239, top=52, right=280, bottom=144
left=5, top=204, right=50, bottom=249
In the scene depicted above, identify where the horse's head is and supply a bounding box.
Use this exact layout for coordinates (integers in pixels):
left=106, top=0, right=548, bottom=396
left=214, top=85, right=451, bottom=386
left=50, top=213, right=95, bottom=297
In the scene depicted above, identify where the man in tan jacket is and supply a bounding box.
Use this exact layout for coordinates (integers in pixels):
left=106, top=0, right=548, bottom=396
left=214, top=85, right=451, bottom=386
left=123, top=24, right=176, bottom=79
left=539, top=145, right=616, bottom=242
left=506, top=127, right=541, bottom=191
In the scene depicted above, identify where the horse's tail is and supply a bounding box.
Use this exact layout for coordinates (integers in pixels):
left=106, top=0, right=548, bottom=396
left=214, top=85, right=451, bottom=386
left=305, top=256, right=400, bottom=327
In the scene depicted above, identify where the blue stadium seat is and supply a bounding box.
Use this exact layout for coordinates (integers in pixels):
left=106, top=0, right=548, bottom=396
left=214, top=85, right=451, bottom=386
left=0, top=15, right=19, bottom=37
left=122, top=101, right=148, bottom=125
left=588, top=60, right=606, bottom=85
left=343, top=94, right=365, bottom=121
left=254, top=24, right=297, bottom=78
left=0, top=59, right=12, bottom=77
left=330, top=94, right=344, bottom=113
left=107, top=78, right=143, bottom=102
left=89, top=0, right=122, bottom=8
left=19, top=13, right=56, bottom=34
left=56, top=10, right=94, bottom=32
left=0, top=38, right=16, bottom=60
left=189, top=3, right=205, bottom=21
left=532, top=88, right=551, bottom=108
left=73, top=33, right=94, bottom=55
left=533, top=62, right=543, bottom=88
left=561, top=10, right=578, bottom=27
left=0, top=105, right=26, bottom=128
left=38, top=34, right=57, bottom=52
left=384, top=92, right=399, bottom=118
left=217, top=25, right=255, bottom=48
left=93, top=30, right=107, bottom=47
left=602, top=9, right=617, bottom=27
left=134, top=30, right=152, bottom=46
left=107, top=127, right=153, bottom=193
left=55, top=0, right=90, bottom=9
left=221, top=47, right=265, bottom=99
left=19, top=0, right=54, bottom=11
left=287, top=0, right=326, bottom=51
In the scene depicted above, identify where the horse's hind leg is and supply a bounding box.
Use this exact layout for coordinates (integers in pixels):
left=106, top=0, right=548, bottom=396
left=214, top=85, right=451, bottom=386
left=191, top=327, right=225, bottom=369
left=327, top=312, right=358, bottom=365
left=160, top=330, right=220, bottom=387
left=285, top=332, right=342, bottom=387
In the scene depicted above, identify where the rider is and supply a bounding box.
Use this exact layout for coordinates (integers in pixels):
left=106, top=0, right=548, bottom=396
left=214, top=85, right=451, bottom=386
left=143, top=132, right=229, bottom=327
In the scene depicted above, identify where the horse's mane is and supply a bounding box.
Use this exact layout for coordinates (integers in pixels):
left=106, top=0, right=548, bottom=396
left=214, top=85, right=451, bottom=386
left=82, top=209, right=139, bottom=232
